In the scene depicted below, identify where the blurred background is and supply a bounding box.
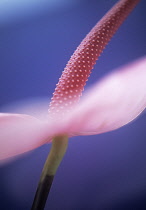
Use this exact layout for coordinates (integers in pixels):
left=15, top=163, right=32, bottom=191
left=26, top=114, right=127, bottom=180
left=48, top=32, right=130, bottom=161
left=0, top=0, right=146, bottom=209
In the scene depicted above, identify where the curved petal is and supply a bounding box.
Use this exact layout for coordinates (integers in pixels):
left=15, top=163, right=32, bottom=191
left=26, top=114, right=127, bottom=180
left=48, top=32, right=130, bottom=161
left=1, top=57, right=145, bottom=161
left=0, top=113, right=49, bottom=161
left=63, top=57, right=146, bottom=136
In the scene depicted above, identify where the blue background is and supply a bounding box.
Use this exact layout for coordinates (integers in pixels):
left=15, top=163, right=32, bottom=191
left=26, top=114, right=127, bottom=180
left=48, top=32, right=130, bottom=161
left=0, top=0, right=146, bottom=209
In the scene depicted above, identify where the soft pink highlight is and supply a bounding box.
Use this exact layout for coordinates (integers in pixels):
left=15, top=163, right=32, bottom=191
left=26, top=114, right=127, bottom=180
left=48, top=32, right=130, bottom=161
left=62, top=57, right=146, bottom=136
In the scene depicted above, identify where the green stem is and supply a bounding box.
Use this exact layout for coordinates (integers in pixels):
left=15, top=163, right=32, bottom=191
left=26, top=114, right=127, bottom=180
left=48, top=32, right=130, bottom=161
left=31, top=135, right=68, bottom=210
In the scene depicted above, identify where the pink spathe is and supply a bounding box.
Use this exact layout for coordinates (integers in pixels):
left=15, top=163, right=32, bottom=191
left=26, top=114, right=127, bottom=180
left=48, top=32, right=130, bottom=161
left=0, top=57, right=146, bottom=161
left=0, top=0, right=145, bottom=161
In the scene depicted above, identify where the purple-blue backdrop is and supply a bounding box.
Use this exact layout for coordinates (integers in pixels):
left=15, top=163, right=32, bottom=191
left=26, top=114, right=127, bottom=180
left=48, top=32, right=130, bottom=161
left=0, top=0, right=146, bottom=209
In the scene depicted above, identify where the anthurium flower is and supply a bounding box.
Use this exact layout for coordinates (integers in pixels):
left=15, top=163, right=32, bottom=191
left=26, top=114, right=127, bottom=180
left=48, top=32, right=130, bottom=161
left=1, top=0, right=146, bottom=209
left=0, top=0, right=145, bottom=162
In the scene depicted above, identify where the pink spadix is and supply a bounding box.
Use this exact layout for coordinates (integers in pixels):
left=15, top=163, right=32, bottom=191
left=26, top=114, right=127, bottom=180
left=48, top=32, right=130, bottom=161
left=49, top=0, right=140, bottom=116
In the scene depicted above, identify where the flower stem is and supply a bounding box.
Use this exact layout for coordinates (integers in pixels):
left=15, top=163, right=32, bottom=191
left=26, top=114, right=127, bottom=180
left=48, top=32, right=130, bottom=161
left=31, top=135, right=68, bottom=210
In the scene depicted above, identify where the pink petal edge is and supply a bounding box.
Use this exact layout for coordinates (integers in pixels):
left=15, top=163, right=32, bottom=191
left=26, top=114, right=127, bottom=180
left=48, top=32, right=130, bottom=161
left=0, top=113, right=49, bottom=161
left=62, top=57, right=146, bottom=136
